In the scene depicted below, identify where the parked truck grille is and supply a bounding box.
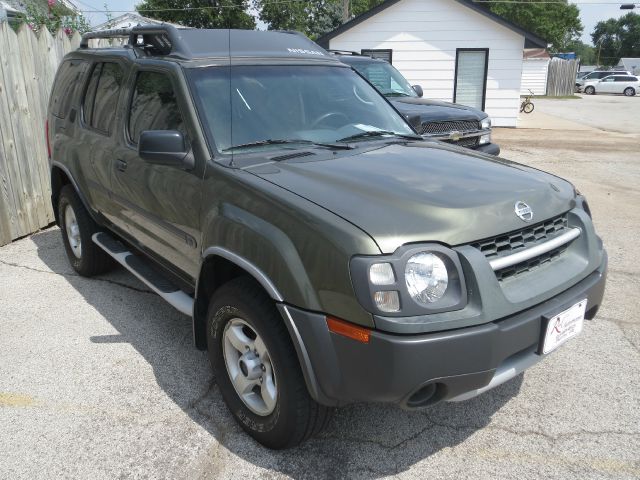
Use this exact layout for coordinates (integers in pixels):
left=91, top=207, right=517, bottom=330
left=448, top=136, right=479, bottom=148
left=471, top=214, right=571, bottom=281
left=421, top=120, right=480, bottom=135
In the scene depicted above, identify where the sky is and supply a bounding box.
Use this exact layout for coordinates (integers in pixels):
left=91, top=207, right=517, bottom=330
left=75, top=0, right=634, bottom=46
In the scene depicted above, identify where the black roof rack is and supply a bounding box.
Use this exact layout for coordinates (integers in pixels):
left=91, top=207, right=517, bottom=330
left=79, top=26, right=341, bottom=62
left=80, top=24, right=192, bottom=59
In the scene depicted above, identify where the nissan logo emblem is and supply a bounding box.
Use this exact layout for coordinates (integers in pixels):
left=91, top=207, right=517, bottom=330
left=515, top=201, right=534, bottom=222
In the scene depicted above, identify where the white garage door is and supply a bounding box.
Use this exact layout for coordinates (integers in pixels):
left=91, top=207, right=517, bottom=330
left=454, top=49, right=488, bottom=111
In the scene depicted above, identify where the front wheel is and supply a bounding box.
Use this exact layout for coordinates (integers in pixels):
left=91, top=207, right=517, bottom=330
left=585, top=86, right=596, bottom=95
left=624, top=87, right=636, bottom=97
left=206, top=277, right=331, bottom=449
left=522, top=102, right=534, bottom=114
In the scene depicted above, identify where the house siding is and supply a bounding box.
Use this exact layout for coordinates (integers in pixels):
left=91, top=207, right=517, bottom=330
left=521, top=59, right=549, bottom=95
left=328, top=0, right=525, bottom=127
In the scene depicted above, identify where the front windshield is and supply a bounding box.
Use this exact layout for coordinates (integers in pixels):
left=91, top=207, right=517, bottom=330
left=350, top=61, right=417, bottom=97
left=188, top=65, right=414, bottom=154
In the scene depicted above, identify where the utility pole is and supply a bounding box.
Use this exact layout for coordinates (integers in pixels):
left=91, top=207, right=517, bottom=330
left=342, top=0, right=350, bottom=22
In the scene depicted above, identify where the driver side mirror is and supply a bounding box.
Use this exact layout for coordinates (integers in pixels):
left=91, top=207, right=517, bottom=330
left=138, top=130, right=193, bottom=170
left=412, top=85, right=424, bottom=97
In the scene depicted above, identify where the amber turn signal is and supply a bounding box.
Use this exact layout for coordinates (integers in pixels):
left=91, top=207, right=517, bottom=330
left=326, top=316, right=371, bottom=344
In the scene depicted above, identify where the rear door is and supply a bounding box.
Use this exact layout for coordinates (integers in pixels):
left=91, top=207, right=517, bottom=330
left=110, top=64, right=202, bottom=280
left=77, top=60, right=127, bottom=216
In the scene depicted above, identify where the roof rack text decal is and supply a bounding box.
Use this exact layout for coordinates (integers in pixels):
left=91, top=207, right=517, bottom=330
left=287, top=48, right=324, bottom=56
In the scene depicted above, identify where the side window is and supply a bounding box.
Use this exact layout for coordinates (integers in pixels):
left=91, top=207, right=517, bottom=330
left=82, top=62, right=125, bottom=134
left=128, top=71, right=186, bottom=144
left=50, top=59, right=86, bottom=119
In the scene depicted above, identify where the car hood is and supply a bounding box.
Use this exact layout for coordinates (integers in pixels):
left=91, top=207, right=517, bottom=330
left=388, top=97, right=486, bottom=123
left=246, top=142, right=576, bottom=253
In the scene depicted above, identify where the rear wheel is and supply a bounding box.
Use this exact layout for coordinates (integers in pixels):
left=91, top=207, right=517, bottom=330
left=206, top=277, right=331, bottom=449
left=584, top=86, right=595, bottom=95
left=624, top=87, right=636, bottom=97
left=58, top=185, right=113, bottom=276
left=522, top=102, right=534, bottom=114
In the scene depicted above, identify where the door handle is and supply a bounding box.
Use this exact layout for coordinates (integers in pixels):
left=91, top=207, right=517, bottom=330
left=115, top=159, right=128, bottom=172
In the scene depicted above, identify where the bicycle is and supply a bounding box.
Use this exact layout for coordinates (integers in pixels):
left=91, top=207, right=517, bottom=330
left=520, top=89, right=535, bottom=114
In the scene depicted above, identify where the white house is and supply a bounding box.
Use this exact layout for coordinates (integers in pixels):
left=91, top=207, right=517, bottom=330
left=521, top=48, right=550, bottom=96
left=617, top=58, right=640, bottom=75
left=318, top=0, right=546, bottom=127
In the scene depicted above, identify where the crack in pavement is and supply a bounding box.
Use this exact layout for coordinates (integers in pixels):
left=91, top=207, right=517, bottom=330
left=420, top=412, right=640, bottom=443
left=0, top=258, right=153, bottom=294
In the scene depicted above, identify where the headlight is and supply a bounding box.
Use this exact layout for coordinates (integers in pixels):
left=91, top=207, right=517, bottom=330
left=479, top=134, right=491, bottom=145
left=480, top=117, right=491, bottom=130
left=405, top=252, right=448, bottom=304
left=350, top=245, right=467, bottom=317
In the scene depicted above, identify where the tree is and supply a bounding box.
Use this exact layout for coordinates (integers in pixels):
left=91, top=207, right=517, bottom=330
left=256, top=0, right=385, bottom=40
left=13, top=0, right=90, bottom=35
left=592, top=13, right=640, bottom=67
left=565, top=40, right=596, bottom=65
left=256, top=0, right=342, bottom=39
left=136, top=0, right=255, bottom=29
left=486, top=0, right=582, bottom=51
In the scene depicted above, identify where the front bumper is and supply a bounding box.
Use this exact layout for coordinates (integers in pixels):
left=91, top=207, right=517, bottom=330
left=278, top=253, right=607, bottom=408
left=474, top=142, right=500, bottom=155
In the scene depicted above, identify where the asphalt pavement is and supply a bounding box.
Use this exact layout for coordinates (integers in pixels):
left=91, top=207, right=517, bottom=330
left=1, top=99, right=639, bottom=479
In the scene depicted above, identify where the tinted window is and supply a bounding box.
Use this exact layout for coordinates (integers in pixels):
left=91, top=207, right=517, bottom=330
left=615, top=76, right=634, bottom=81
left=128, top=71, right=185, bottom=144
left=82, top=62, right=125, bottom=134
left=50, top=59, right=85, bottom=119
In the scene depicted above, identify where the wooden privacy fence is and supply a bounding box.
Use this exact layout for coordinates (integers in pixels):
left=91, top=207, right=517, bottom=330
left=546, top=57, right=579, bottom=97
left=0, top=23, right=82, bottom=247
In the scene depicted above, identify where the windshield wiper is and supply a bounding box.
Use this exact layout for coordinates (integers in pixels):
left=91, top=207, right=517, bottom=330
left=385, top=92, right=412, bottom=97
left=223, top=139, right=352, bottom=152
left=337, top=131, right=422, bottom=143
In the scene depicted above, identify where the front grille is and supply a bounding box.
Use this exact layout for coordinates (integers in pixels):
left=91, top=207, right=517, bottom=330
left=447, top=136, right=479, bottom=148
left=471, top=214, right=571, bottom=281
left=495, top=244, right=569, bottom=281
left=421, top=120, right=480, bottom=135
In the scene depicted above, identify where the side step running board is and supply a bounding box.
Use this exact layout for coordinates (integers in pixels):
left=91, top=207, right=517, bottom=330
left=92, top=232, right=194, bottom=316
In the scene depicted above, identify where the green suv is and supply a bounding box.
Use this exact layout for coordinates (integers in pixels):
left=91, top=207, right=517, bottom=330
left=47, top=26, right=607, bottom=449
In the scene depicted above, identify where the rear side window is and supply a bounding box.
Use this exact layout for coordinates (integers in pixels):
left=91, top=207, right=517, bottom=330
left=616, top=76, right=635, bottom=82
left=128, top=71, right=186, bottom=144
left=82, top=62, right=125, bottom=134
left=50, top=59, right=86, bottom=119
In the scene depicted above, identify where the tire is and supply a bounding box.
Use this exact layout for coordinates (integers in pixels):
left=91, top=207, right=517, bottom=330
left=58, top=184, right=114, bottom=276
left=624, top=87, right=636, bottom=97
left=585, top=86, right=595, bottom=95
left=522, top=102, right=534, bottom=114
left=206, top=276, right=331, bottom=449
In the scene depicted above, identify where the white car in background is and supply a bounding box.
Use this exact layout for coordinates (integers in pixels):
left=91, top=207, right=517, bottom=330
left=582, top=74, right=639, bottom=96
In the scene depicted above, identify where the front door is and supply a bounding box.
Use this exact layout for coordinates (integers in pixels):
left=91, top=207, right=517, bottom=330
left=598, top=77, right=616, bottom=93
left=110, top=67, right=202, bottom=280
left=454, top=49, right=488, bottom=111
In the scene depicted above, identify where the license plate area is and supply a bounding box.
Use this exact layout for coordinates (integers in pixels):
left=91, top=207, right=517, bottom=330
left=540, top=299, right=587, bottom=355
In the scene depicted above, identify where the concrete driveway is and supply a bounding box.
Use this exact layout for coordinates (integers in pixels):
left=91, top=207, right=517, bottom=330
left=1, top=104, right=639, bottom=479
left=518, top=94, right=640, bottom=134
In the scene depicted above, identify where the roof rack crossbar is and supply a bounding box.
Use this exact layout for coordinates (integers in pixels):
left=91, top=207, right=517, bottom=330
left=80, top=24, right=191, bottom=59
left=79, top=28, right=132, bottom=48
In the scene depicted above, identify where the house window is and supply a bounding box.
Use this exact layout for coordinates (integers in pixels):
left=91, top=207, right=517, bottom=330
left=454, top=49, right=489, bottom=111
left=361, top=49, right=393, bottom=64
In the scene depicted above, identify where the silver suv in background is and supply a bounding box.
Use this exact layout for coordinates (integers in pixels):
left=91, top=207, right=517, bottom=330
left=581, top=74, right=639, bottom=96
left=576, top=69, right=632, bottom=90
